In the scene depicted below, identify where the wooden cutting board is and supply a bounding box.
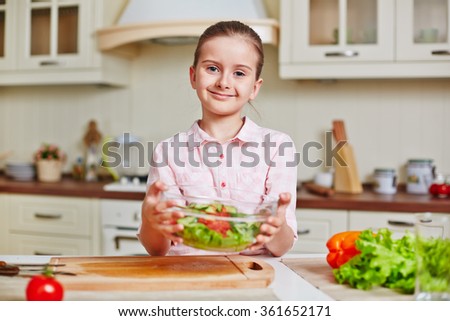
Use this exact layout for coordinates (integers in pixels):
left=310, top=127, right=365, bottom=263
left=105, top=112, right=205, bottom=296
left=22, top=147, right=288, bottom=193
left=282, top=258, right=414, bottom=301
left=49, top=255, right=274, bottom=291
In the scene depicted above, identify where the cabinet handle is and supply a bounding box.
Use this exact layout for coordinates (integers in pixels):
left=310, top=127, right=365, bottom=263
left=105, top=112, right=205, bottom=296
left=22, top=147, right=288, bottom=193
left=431, top=50, right=450, bottom=56
left=34, top=213, right=63, bottom=220
left=297, top=228, right=311, bottom=235
left=387, top=220, right=414, bottom=227
left=325, top=50, right=359, bottom=57
left=39, top=60, right=61, bottom=66
left=34, top=251, right=62, bottom=256
left=115, top=236, right=139, bottom=250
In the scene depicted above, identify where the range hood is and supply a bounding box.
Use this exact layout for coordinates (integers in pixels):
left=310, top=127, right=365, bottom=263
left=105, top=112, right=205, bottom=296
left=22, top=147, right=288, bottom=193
left=97, top=0, right=279, bottom=57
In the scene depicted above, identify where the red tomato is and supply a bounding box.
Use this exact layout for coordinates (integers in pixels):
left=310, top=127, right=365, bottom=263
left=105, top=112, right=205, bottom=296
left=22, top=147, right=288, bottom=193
left=429, top=183, right=439, bottom=195
left=198, top=209, right=231, bottom=237
left=437, top=184, right=450, bottom=198
left=26, top=274, right=64, bottom=301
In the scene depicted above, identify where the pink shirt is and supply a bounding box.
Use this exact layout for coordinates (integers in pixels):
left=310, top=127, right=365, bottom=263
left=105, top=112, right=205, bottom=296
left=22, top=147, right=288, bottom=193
left=144, top=117, right=298, bottom=256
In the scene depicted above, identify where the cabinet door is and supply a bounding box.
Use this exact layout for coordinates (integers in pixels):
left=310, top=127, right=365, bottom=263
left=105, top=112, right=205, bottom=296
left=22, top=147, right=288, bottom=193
left=397, top=0, right=450, bottom=61
left=8, top=234, right=91, bottom=255
left=0, top=0, right=15, bottom=70
left=349, top=211, right=417, bottom=239
left=286, top=0, right=394, bottom=63
left=290, top=209, right=348, bottom=254
left=8, top=194, right=93, bottom=237
left=17, top=0, right=92, bottom=70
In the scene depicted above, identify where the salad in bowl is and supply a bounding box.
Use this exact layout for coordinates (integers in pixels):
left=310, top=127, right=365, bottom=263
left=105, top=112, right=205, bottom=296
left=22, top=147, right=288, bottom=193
left=163, top=185, right=277, bottom=252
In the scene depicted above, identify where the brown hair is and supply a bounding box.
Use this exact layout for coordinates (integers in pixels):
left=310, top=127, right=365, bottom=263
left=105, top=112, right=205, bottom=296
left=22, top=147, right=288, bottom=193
left=193, top=21, right=264, bottom=80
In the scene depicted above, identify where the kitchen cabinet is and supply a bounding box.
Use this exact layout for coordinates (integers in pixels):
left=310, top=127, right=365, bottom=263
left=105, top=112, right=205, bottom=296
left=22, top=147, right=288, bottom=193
left=290, top=209, right=348, bottom=254
left=0, top=0, right=129, bottom=86
left=4, top=194, right=101, bottom=255
left=349, top=210, right=450, bottom=238
left=0, top=0, right=15, bottom=70
left=0, top=194, right=7, bottom=254
left=280, top=0, right=450, bottom=79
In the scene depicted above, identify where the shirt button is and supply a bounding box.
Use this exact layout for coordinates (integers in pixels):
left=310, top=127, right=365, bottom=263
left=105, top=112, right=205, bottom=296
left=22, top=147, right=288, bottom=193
left=219, top=154, right=224, bottom=159
left=221, top=182, right=226, bottom=188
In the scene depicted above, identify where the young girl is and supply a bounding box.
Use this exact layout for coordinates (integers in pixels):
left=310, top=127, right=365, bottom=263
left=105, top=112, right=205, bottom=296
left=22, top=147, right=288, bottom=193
left=139, top=21, right=298, bottom=257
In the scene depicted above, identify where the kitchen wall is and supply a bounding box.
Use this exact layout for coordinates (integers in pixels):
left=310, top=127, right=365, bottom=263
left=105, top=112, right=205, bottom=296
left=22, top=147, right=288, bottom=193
left=0, top=43, right=449, bottom=182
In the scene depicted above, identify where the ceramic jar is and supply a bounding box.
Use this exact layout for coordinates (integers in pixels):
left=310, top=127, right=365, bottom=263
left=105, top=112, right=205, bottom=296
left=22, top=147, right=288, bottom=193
left=36, top=159, right=63, bottom=182
left=373, top=168, right=397, bottom=195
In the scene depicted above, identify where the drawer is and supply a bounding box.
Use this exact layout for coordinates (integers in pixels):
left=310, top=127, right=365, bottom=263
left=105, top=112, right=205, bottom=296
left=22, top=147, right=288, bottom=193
left=349, top=211, right=416, bottom=238
left=8, top=195, right=93, bottom=236
left=349, top=211, right=450, bottom=238
left=8, top=233, right=91, bottom=256
left=290, top=209, right=348, bottom=254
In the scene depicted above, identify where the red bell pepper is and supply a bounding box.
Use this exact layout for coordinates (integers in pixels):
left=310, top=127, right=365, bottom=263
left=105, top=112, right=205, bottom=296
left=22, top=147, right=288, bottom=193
left=326, top=231, right=362, bottom=268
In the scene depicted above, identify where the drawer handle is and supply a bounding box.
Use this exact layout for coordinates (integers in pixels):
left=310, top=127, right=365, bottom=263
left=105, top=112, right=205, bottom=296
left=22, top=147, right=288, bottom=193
left=34, top=213, right=63, bottom=220
left=297, top=229, right=311, bottom=235
left=431, top=50, right=450, bottom=56
left=387, top=220, right=414, bottom=227
left=39, top=60, right=61, bottom=66
left=115, top=235, right=139, bottom=250
left=325, top=50, right=359, bottom=57
left=34, top=251, right=62, bottom=256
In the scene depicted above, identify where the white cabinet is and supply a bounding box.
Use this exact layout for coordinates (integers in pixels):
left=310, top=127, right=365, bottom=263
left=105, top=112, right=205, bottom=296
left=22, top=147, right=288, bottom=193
left=0, top=0, right=16, bottom=70
left=290, top=209, right=348, bottom=254
left=397, top=0, right=450, bottom=61
left=5, top=194, right=101, bottom=255
left=0, top=194, right=7, bottom=254
left=0, top=0, right=129, bottom=86
left=349, top=210, right=450, bottom=239
left=280, top=0, right=450, bottom=79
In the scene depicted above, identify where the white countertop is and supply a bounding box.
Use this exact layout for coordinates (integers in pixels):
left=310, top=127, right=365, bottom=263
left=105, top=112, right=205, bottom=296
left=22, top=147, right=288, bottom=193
left=0, top=253, right=332, bottom=301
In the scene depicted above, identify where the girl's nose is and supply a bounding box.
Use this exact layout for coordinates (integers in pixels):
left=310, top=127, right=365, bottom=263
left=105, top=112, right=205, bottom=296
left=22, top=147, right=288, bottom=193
left=216, top=74, right=231, bottom=89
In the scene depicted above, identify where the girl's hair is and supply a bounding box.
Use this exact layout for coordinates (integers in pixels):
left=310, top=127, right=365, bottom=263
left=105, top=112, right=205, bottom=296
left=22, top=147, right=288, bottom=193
left=193, top=21, right=264, bottom=80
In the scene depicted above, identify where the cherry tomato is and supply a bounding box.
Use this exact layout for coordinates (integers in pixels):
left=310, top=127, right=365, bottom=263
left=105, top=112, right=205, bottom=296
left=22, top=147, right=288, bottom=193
left=429, top=183, right=439, bottom=195
left=436, top=184, right=450, bottom=198
left=26, top=274, right=64, bottom=301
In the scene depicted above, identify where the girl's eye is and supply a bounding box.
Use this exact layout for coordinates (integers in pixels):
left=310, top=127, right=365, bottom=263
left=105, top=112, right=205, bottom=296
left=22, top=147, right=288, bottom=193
left=207, top=66, right=219, bottom=72
left=234, top=71, right=246, bottom=77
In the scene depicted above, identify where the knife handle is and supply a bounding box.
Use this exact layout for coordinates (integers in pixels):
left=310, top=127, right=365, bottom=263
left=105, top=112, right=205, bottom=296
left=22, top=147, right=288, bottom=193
left=0, top=264, right=20, bottom=276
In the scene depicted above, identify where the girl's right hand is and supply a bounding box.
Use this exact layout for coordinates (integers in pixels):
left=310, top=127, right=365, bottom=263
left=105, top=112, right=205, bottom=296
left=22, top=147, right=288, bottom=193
left=141, top=181, right=184, bottom=244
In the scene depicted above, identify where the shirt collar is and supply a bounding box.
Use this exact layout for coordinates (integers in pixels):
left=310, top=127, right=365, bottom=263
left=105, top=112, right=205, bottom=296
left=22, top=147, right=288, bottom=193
left=187, top=116, right=261, bottom=149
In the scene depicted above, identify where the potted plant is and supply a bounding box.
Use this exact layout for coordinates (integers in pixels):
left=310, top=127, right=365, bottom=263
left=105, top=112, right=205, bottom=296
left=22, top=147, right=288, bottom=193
left=34, top=143, right=66, bottom=182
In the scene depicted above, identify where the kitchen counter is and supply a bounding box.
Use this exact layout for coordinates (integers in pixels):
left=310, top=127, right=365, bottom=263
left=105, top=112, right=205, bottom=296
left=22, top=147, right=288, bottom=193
left=1, top=174, right=449, bottom=212
left=0, top=254, right=332, bottom=301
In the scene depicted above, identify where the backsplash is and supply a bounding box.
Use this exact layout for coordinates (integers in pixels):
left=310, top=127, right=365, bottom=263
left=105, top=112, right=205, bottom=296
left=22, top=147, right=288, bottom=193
left=0, top=44, right=449, bottom=183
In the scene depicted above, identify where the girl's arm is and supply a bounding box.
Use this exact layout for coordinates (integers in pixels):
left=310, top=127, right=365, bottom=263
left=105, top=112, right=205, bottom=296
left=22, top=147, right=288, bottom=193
left=250, top=133, right=298, bottom=257
left=138, top=181, right=184, bottom=256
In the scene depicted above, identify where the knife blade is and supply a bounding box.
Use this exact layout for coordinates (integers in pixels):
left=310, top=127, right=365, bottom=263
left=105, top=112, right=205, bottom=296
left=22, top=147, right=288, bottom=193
left=0, top=264, right=76, bottom=277
left=0, top=261, right=65, bottom=267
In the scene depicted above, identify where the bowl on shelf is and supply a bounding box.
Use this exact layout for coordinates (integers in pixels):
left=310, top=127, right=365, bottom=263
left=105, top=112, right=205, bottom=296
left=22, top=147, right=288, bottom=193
left=163, top=185, right=277, bottom=252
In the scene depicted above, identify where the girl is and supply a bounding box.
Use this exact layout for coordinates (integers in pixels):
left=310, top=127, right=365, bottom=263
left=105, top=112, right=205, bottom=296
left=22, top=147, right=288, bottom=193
left=139, top=21, right=298, bottom=257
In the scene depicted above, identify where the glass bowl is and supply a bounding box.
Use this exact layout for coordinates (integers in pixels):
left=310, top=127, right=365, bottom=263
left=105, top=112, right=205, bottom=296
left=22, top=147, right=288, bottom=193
left=163, top=185, right=277, bottom=252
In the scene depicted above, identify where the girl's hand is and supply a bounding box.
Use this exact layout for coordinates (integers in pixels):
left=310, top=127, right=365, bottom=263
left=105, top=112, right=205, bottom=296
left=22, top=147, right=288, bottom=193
left=248, top=192, right=291, bottom=251
left=141, top=181, right=184, bottom=244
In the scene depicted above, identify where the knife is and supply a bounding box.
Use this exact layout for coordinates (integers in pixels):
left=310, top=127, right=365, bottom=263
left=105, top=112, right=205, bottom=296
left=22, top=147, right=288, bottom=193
left=0, top=261, right=65, bottom=268
left=0, top=263, right=75, bottom=277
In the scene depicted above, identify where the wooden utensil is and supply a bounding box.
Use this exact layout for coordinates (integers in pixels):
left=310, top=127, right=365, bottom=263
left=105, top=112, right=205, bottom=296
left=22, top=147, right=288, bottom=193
left=49, top=255, right=274, bottom=291
left=303, top=182, right=335, bottom=197
left=332, top=120, right=363, bottom=194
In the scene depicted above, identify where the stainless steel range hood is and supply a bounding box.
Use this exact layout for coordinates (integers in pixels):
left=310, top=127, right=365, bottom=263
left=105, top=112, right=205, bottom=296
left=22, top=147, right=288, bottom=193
left=97, top=0, right=279, bottom=57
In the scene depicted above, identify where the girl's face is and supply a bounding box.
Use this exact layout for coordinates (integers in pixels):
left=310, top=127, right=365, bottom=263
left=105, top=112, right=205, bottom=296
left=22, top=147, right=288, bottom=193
left=189, top=36, right=263, bottom=119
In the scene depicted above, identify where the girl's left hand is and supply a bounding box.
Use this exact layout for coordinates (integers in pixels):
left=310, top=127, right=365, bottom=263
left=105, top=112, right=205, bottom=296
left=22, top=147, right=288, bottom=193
left=248, top=192, right=291, bottom=251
